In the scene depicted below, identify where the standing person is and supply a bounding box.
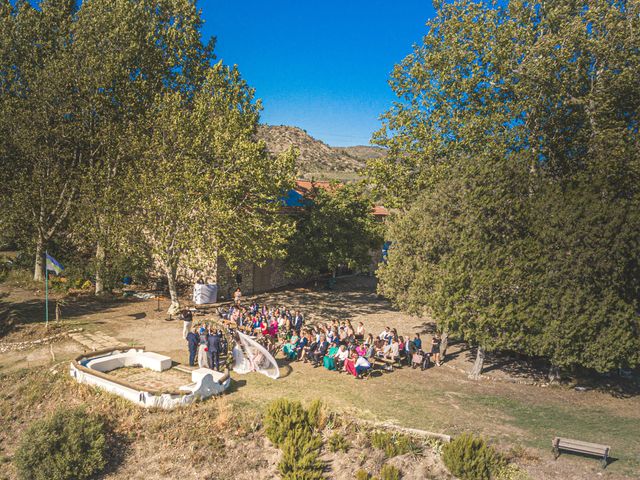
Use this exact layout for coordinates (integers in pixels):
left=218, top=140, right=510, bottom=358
left=186, top=327, right=199, bottom=367
left=180, top=308, right=193, bottom=339
left=207, top=329, right=221, bottom=371
left=293, top=310, right=304, bottom=332
left=431, top=333, right=442, bottom=366
left=197, top=327, right=209, bottom=368
left=233, top=287, right=242, bottom=305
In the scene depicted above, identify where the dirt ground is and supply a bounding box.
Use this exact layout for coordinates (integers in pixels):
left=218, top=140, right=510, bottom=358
left=1, top=276, right=639, bottom=479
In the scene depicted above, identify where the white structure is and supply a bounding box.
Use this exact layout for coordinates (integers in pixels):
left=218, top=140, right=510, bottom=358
left=70, top=348, right=230, bottom=409
left=192, top=283, right=218, bottom=304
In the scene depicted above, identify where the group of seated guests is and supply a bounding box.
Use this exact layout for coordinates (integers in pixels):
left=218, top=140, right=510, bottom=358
left=280, top=320, right=442, bottom=379
left=221, top=301, right=443, bottom=379
left=221, top=302, right=305, bottom=338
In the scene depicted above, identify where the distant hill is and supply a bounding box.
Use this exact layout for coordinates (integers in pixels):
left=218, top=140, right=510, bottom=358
left=257, top=125, right=386, bottom=180
left=332, top=145, right=387, bottom=162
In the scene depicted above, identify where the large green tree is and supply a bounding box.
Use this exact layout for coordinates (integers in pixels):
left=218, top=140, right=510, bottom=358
left=1, top=0, right=82, bottom=281
left=70, top=0, right=215, bottom=294
left=372, top=0, right=640, bottom=376
left=133, top=64, right=295, bottom=313
left=285, top=183, right=382, bottom=279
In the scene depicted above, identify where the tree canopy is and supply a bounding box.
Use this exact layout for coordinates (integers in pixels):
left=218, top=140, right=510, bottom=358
left=0, top=0, right=296, bottom=311
left=371, top=0, right=640, bottom=374
left=285, top=183, right=382, bottom=279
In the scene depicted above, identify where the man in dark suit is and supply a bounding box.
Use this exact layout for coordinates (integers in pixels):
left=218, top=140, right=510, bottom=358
left=311, top=334, right=329, bottom=366
left=293, top=310, right=304, bottom=333
left=207, top=330, right=221, bottom=370
left=186, top=327, right=199, bottom=367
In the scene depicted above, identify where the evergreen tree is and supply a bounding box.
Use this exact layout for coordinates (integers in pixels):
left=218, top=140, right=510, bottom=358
left=372, top=0, right=640, bottom=375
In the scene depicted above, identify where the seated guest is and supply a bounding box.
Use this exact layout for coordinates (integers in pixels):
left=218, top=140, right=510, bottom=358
left=355, top=355, right=371, bottom=378
left=356, top=322, right=366, bottom=340
left=282, top=332, right=300, bottom=360
left=344, top=351, right=358, bottom=377
left=355, top=343, right=367, bottom=357
left=398, top=336, right=406, bottom=362
left=365, top=342, right=375, bottom=358
left=383, top=338, right=400, bottom=359
left=311, top=334, right=329, bottom=366
left=334, top=344, right=349, bottom=370
left=269, top=317, right=279, bottom=337
left=378, top=326, right=391, bottom=341
left=327, top=327, right=337, bottom=344
left=323, top=341, right=340, bottom=370
left=302, top=335, right=318, bottom=363
left=260, top=317, right=269, bottom=336
left=390, top=329, right=399, bottom=344
left=295, top=333, right=310, bottom=360
left=413, top=333, right=422, bottom=351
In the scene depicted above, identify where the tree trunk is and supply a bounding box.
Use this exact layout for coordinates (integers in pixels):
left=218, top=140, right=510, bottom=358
left=468, top=346, right=485, bottom=379
left=94, top=241, right=105, bottom=295
left=33, top=238, right=45, bottom=282
left=440, top=330, right=449, bottom=359
left=163, top=260, right=180, bottom=315
left=548, top=364, right=560, bottom=384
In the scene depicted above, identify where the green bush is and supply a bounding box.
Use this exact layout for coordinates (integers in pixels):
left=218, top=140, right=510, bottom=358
left=442, top=433, right=504, bottom=480
left=279, top=427, right=324, bottom=480
left=307, top=399, right=325, bottom=429
left=265, top=399, right=311, bottom=447
left=328, top=432, right=350, bottom=453
left=14, top=407, right=107, bottom=480
left=355, top=469, right=371, bottom=480
left=378, top=464, right=401, bottom=480
left=265, top=399, right=325, bottom=479
left=371, top=431, right=418, bottom=458
left=494, top=463, right=532, bottom=480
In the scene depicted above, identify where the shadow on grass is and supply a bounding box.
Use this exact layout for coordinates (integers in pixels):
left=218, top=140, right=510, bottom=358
left=227, top=379, right=247, bottom=394
left=0, top=290, right=141, bottom=339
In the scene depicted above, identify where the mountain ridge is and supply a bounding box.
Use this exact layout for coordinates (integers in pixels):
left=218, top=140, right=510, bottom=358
left=257, top=124, right=386, bottom=179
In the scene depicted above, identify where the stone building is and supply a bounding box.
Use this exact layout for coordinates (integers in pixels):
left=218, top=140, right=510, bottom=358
left=173, top=180, right=389, bottom=300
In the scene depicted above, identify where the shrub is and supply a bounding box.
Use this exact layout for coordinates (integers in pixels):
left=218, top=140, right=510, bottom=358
left=442, top=433, right=504, bottom=480
left=265, top=399, right=311, bottom=447
left=265, top=399, right=325, bottom=479
left=328, top=432, right=350, bottom=453
left=278, top=426, right=324, bottom=480
left=371, top=431, right=418, bottom=458
left=14, top=407, right=107, bottom=480
left=495, top=463, right=532, bottom=480
left=355, top=469, right=371, bottom=480
left=307, top=399, right=325, bottom=430
left=378, top=464, right=401, bottom=480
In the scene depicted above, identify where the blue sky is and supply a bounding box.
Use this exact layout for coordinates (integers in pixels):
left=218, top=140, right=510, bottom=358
left=200, top=1, right=436, bottom=146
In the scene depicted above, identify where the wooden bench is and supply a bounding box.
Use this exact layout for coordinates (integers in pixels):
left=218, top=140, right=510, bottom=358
left=552, top=437, right=610, bottom=468
left=375, top=356, right=401, bottom=371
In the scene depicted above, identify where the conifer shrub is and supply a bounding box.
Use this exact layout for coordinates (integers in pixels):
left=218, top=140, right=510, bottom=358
left=265, top=398, right=325, bottom=479
left=354, top=469, right=371, bottom=480
left=307, top=399, right=326, bottom=430
left=442, top=433, right=504, bottom=480
left=371, top=431, right=417, bottom=458
left=279, top=429, right=324, bottom=480
left=328, top=432, right=350, bottom=453
left=14, top=407, right=107, bottom=480
left=378, top=464, right=401, bottom=480
left=264, top=398, right=311, bottom=447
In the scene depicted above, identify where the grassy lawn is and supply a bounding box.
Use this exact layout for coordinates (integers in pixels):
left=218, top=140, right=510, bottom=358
left=232, top=360, right=640, bottom=477
left=2, top=278, right=640, bottom=479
